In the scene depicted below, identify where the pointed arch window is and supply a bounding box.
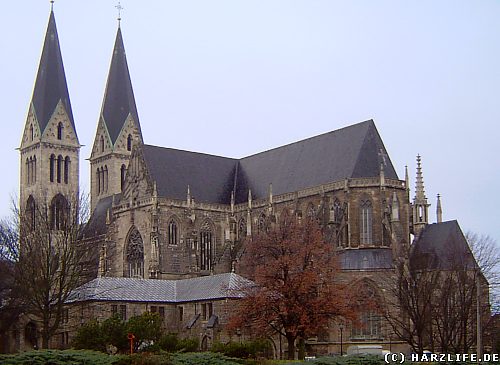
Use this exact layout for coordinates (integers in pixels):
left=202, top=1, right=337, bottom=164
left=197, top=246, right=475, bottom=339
left=104, top=165, right=108, bottom=193
left=25, top=158, right=30, bottom=184
left=360, top=200, right=373, bottom=245
left=126, top=227, right=144, bottom=278
left=168, top=219, right=178, bottom=245
left=57, top=155, right=63, bottom=183
left=351, top=283, right=381, bottom=339
left=26, top=196, right=36, bottom=231
left=57, top=122, right=63, bottom=140
left=64, top=157, right=70, bottom=184
left=200, top=221, right=213, bottom=271
left=100, top=136, right=105, bottom=153
left=127, top=134, right=132, bottom=151
left=306, top=203, right=316, bottom=220
left=121, top=164, right=126, bottom=191
left=238, top=218, right=247, bottom=239
left=96, top=168, right=101, bottom=195
left=49, top=155, right=55, bottom=182
left=50, top=194, right=69, bottom=231
left=258, top=213, right=267, bottom=234
left=33, top=156, right=36, bottom=183
left=29, top=124, right=34, bottom=141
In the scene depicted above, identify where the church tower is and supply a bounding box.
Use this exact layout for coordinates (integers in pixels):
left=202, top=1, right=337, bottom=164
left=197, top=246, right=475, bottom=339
left=411, top=154, right=430, bottom=236
left=89, top=22, right=143, bottom=211
left=19, top=7, right=80, bottom=222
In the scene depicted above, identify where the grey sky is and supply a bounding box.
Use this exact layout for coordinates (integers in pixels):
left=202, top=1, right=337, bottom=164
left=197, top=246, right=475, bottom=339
left=1, top=1, right=499, bottom=244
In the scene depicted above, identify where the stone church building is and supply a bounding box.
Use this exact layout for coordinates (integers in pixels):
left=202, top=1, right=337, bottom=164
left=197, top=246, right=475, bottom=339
left=9, top=7, right=485, bottom=357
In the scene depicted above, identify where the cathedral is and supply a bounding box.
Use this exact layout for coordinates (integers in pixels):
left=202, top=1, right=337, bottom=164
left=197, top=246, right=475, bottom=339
left=10, top=6, right=487, bottom=357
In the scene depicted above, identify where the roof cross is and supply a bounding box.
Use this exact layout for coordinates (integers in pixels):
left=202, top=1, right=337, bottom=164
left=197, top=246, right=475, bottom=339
left=116, top=1, right=124, bottom=26
left=378, top=148, right=388, bottom=166
left=50, top=0, right=54, bottom=11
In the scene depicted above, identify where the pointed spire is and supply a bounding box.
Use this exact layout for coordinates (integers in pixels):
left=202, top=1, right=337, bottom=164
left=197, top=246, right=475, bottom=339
left=414, top=154, right=426, bottom=202
left=412, top=154, right=430, bottom=235
left=101, top=26, right=142, bottom=145
left=31, top=8, right=75, bottom=134
left=230, top=191, right=235, bottom=215
left=436, top=194, right=442, bottom=223
left=186, top=185, right=191, bottom=208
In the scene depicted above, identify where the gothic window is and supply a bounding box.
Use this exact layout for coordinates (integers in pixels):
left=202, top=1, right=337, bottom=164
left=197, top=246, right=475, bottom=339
left=331, top=199, right=343, bottom=223
left=127, top=134, right=132, bottom=151
left=33, top=156, right=36, bottom=183
left=26, top=196, right=36, bottom=231
left=238, top=218, right=246, bottom=239
left=96, top=168, right=101, bottom=195
left=57, top=155, right=63, bottom=183
left=104, top=165, right=108, bottom=193
left=57, top=122, right=63, bottom=140
left=50, top=194, right=69, bottom=230
left=64, top=157, right=70, bottom=184
left=351, top=282, right=381, bottom=339
left=360, top=200, right=373, bottom=245
left=126, top=227, right=144, bottom=278
left=25, top=158, right=29, bottom=184
left=352, top=311, right=381, bottom=339
left=50, top=154, right=55, bottom=182
left=306, top=203, right=316, bottom=220
left=100, top=136, right=105, bottom=153
left=168, top=219, right=178, bottom=245
left=29, top=124, right=34, bottom=141
left=258, top=213, right=267, bottom=234
left=120, top=164, right=126, bottom=191
left=99, top=167, right=104, bottom=194
left=200, top=221, right=213, bottom=271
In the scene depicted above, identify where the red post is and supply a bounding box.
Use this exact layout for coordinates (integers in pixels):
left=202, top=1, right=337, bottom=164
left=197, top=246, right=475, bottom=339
left=127, top=333, right=135, bottom=355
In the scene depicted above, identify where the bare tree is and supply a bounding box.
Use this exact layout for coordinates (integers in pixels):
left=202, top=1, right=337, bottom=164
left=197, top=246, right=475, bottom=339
left=0, top=194, right=94, bottom=349
left=384, top=230, right=498, bottom=354
left=383, top=250, right=442, bottom=354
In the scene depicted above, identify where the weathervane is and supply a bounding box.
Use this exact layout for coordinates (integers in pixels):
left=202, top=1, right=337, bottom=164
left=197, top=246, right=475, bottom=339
left=116, top=1, right=124, bottom=26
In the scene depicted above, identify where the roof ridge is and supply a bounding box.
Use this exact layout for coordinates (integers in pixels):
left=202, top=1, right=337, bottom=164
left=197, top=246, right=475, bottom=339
left=239, top=119, right=374, bottom=161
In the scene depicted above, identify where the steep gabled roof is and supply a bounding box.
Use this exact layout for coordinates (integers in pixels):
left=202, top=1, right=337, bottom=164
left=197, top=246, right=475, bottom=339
left=410, top=220, right=478, bottom=270
left=101, top=27, right=141, bottom=144
left=139, top=120, right=398, bottom=204
left=235, top=119, right=398, bottom=202
left=31, top=10, right=75, bottom=134
left=142, top=145, right=237, bottom=204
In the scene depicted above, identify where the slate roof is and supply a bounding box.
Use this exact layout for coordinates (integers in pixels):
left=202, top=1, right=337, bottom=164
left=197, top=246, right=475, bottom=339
left=81, top=195, right=115, bottom=239
left=101, top=27, right=142, bottom=144
left=67, top=273, right=252, bottom=304
left=143, top=145, right=237, bottom=204
left=31, top=10, right=75, bottom=135
left=340, top=248, right=393, bottom=270
left=141, top=120, right=398, bottom=204
left=235, top=120, right=397, bottom=202
left=410, top=220, right=478, bottom=270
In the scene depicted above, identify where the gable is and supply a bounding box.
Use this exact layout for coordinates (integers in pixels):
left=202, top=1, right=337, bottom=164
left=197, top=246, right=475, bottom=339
left=410, top=220, right=478, bottom=270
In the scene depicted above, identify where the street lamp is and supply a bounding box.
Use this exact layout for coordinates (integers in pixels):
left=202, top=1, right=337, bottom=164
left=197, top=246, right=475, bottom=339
left=339, top=322, right=344, bottom=356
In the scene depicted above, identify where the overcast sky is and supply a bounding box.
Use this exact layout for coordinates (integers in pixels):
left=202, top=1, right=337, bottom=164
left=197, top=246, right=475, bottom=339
left=1, top=1, right=499, bottom=245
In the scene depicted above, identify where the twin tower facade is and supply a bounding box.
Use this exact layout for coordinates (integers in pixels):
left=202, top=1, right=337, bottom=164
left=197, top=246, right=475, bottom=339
left=19, top=8, right=433, bottom=283
left=19, top=9, right=142, bottom=225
